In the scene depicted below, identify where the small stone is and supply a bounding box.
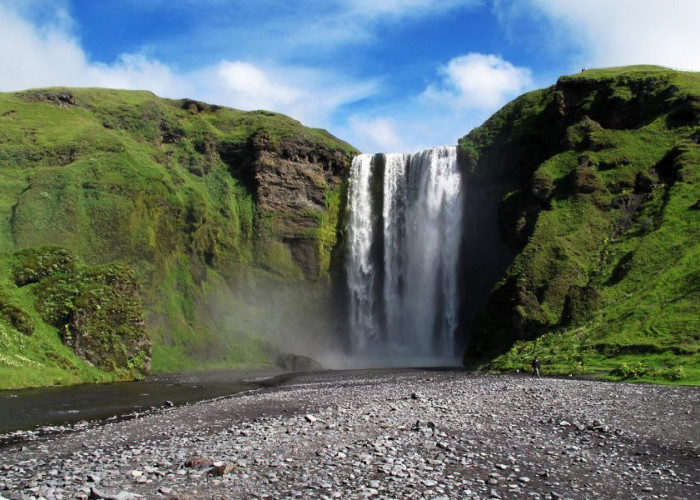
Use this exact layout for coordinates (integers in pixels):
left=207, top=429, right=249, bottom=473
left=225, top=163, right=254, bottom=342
left=210, top=463, right=238, bottom=476
left=129, top=470, right=143, bottom=478
left=559, top=421, right=570, bottom=427
left=518, top=476, right=531, bottom=483
left=305, top=414, right=317, bottom=423
left=89, top=487, right=143, bottom=500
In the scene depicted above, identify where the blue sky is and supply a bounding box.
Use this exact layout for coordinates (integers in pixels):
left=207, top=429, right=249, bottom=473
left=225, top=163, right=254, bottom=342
left=1, top=0, right=699, bottom=153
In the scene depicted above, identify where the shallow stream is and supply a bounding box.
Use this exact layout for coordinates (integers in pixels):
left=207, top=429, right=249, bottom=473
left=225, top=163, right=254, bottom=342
left=0, top=369, right=280, bottom=434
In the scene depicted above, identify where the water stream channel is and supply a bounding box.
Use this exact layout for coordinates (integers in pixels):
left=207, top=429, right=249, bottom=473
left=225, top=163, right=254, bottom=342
left=0, top=369, right=281, bottom=434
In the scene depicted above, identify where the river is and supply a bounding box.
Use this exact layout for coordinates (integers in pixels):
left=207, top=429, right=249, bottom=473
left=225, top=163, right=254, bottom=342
left=0, top=369, right=281, bottom=434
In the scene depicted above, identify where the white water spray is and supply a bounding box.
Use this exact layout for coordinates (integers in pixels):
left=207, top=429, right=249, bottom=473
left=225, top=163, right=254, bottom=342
left=346, top=146, right=463, bottom=365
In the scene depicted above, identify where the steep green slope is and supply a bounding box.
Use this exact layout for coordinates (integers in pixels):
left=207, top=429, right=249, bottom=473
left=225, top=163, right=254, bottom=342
left=460, top=66, right=700, bottom=383
left=0, top=88, right=356, bottom=388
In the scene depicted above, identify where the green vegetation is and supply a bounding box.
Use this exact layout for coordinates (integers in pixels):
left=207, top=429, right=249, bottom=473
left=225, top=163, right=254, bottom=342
left=3, top=68, right=696, bottom=388
left=461, top=66, right=700, bottom=384
left=0, top=88, right=356, bottom=388
left=0, top=246, right=148, bottom=387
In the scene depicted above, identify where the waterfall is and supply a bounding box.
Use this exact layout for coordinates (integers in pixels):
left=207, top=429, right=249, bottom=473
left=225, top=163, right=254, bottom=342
left=346, top=146, right=463, bottom=364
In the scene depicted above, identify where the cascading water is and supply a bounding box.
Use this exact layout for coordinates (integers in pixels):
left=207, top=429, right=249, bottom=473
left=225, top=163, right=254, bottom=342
left=346, top=146, right=463, bottom=364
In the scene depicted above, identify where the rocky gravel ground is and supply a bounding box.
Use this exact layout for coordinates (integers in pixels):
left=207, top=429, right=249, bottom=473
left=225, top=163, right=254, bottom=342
left=1, top=370, right=699, bottom=499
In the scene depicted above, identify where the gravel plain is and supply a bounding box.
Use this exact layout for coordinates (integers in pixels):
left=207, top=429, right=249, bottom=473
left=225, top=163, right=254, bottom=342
left=1, top=369, right=699, bottom=499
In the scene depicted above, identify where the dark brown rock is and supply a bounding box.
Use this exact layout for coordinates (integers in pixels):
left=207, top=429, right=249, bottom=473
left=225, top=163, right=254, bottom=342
left=220, top=132, right=353, bottom=278
left=185, top=455, right=213, bottom=468
left=21, top=89, right=78, bottom=107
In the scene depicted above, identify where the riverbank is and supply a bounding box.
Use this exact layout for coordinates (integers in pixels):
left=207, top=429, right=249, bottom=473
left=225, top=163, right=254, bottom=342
left=0, top=368, right=284, bottom=435
left=1, top=370, right=699, bottom=499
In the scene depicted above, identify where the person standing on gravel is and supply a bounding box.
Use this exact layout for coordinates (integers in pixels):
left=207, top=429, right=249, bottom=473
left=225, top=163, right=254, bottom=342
left=531, top=356, right=541, bottom=378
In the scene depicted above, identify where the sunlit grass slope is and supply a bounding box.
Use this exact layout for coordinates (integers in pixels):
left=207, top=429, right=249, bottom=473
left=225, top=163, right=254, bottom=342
left=460, top=66, right=700, bottom=384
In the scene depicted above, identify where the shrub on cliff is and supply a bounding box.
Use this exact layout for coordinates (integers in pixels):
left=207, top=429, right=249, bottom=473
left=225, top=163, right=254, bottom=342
left=33, top=260, right=151, bottom=376
left=12, top=246, right=77, bottom=286
left=0, top=297, right=35, bottom=336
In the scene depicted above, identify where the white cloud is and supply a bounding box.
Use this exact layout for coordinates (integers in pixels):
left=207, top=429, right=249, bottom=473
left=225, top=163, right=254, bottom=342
left=234, top=0, right=483, bottom=56
left=346, top=115, right=408, bottom=153
left=421, top=53, right=532, bottom=109
left=345, top=0, right=479, bottom=20
left=0, top=3, right=375, bottom=128
left=499, top=0, right=700, bottom=71
left=208, top=61, right=302, bottom=112
left=343, top=106, right=496, bottom=154
left=342, top=52, right=534, bottom=153
left=0, top=4, right=185, bottom=96
left=198, top=62, right=378, bottom=126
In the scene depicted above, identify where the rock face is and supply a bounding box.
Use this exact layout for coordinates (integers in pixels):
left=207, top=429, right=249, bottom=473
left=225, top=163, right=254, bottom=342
left=226, top=132, right=350, bottom=278
left=458, top=66, right=700, bottom=377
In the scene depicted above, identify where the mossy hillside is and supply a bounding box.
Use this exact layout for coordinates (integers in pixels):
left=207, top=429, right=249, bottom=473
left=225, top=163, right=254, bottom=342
left=460, top=66, right=700, bottom=383
left=0, top=247, right=150, bottom=388
left=0, top=88, right=357, bottom=387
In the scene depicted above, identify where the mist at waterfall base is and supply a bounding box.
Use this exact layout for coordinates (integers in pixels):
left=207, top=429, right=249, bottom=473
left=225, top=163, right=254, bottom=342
left=344, top=146, right=464, bottom=368
left=194, top=146, right=466, bottom=371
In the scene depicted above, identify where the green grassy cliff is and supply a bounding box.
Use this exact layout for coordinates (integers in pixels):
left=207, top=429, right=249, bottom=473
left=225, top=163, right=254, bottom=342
left=460, top=66, right=700, bottom=384
left=0, top=88, right=356, bottom=388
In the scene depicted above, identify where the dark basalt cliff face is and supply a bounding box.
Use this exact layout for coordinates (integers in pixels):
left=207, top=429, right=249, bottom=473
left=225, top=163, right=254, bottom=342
left=0, top=88, right=356, bottom=386
left=222, top=132, right=350, bottom=277
left=458, top=66, right=700, bottom=380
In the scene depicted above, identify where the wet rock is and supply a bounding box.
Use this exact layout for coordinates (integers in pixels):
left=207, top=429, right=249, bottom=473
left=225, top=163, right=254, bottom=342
left=276, top=353, right=323, bottom=371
